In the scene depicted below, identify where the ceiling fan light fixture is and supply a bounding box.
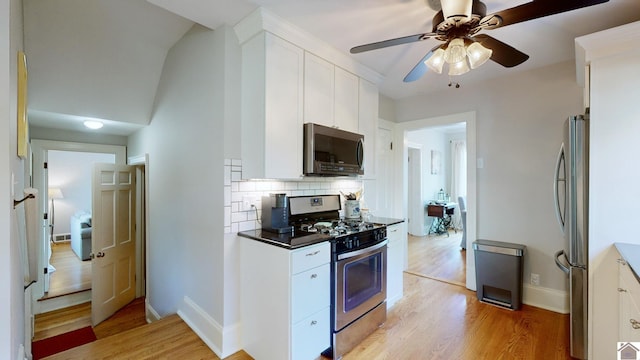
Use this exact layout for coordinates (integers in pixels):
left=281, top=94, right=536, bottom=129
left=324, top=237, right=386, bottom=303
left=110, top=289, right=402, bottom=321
left=448, top=59, right=470, bottom=76
left=467, top=41, right=492, bottom=69
left=424, top=48, right=445, bottom=74
left=444, top=38, right=466, bottom=64
left=441, top=0, right=472, bottom=20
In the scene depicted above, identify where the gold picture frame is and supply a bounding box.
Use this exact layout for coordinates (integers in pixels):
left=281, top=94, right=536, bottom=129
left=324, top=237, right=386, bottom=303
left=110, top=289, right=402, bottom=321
left=17, top=51, right=28, bottom=159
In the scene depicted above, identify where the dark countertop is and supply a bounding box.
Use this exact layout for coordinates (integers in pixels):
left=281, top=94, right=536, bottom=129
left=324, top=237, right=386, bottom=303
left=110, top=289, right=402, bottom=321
left=369, top=217, right=405, bottom=226
left=615, top=243, right=640, bottom=283
left=238, top=229, right=331, bottom=250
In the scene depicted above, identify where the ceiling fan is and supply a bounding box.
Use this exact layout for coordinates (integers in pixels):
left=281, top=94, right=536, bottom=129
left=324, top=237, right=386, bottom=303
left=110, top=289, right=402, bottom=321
left=350, top=0, right=610, bottom=83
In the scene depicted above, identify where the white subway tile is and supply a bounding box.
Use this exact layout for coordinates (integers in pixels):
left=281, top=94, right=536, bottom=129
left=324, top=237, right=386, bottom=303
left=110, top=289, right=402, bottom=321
left=285, top=182, right=298, bottom=190
left=239, top=220, right=256, bottom=232
left=232, top=159, right=242, bottom=166
left=232, top=212, right=248, bottom=223
left=224, top=226, right=231, bottom=234
left=231, top=202, right=239, bottom=212
left=224, top=186, right=231, bottom=206
left=224, top=159, right=231, bottom=166
left=224, top=166, right=231, bottom=186
left=231, top=171, right=241, bottom=182
left=224, top=206, right=231, bottom=227
left=238, top=181, right=256, bottom=192
left=231, top=223, right=239, bottom=233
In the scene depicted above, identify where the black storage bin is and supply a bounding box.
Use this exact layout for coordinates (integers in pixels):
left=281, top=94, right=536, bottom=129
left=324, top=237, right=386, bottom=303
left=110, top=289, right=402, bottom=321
left=473, top=239, right=526, bottom=310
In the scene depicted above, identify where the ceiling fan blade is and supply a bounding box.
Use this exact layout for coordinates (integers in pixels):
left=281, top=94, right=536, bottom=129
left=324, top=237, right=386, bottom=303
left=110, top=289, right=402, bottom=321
left=486, top=0, right=609, bottom=29
left=403, top=45, right=444, bottom=83
left=350, top=32, right=436, bottom=54
left=473, top=34, right=529, bottom=68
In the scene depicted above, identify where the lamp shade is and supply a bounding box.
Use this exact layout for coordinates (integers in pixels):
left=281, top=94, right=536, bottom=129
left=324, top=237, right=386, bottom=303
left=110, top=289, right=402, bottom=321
left=424, top=48, right=446, bottom=74
left=444, top=38, right=466, bottom=64
left=467, top=41, right=493, bottom=69
left=448, top=59, right=470, bottom=76
left=48, top=188, right=64, bottom=199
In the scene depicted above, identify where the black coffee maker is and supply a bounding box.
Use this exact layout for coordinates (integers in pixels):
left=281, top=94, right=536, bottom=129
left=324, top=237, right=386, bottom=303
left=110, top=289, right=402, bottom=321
left=261, top=193, right=293, bottom=234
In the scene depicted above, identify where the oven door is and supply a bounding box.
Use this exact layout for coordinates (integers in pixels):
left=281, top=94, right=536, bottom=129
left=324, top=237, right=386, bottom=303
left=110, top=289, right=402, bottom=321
left=335, top=240, right=387, bottom=331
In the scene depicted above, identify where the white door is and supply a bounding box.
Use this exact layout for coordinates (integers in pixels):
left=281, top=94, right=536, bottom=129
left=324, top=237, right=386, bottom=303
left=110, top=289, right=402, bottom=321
left=91, top=163, right=136, bottom=326
left=407, top=147, right=425, bottom=236
left=376, top=126, right=394, bottom=217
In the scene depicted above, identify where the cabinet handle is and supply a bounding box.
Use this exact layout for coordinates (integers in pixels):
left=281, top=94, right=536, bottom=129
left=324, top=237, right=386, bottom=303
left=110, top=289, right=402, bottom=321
left=390, top=229, right=398, bottom=232
left=306, top=250, right=320, bottom=257
left=310, top=274, right=317, bottom=279
left=619, top=288, right=628, bottom=293
left=618, top=258, right=628, bottom=266
left=310, top=320, right=318, bottom=326
left=631, top=319, right=640, bottom=329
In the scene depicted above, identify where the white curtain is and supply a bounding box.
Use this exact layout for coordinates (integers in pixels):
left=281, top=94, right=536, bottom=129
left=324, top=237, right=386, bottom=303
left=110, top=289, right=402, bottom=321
left=450, top=140, right=467, bottom=229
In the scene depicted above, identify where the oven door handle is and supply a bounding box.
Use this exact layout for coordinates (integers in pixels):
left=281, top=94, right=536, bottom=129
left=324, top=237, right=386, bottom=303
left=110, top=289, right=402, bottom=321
left=337, top=240, right=388, bottom=261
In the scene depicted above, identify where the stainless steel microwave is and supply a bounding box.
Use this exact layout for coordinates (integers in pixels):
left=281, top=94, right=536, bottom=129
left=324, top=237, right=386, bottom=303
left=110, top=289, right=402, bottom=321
left=303, top=123, right=364, bottom=176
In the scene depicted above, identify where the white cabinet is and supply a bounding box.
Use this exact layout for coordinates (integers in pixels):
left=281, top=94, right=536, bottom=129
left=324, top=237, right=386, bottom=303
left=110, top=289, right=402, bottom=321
left=386, top=222, right=405, bottom=308
left=358, top=78, right=378, bottom=178
left=241, top=240, right=330, bottom=360
left=618, top=258, right=640, bottom=341
left=240, top=32, right=304, bottom=179
left=304, top=52, right=359, bottom=133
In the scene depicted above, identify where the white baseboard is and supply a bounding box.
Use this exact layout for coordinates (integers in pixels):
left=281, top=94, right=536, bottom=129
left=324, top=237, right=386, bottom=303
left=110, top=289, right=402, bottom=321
left=523, top=284, right=569, bottom=314
left=34, top=290, right=91, bottom=314
left=177, top=296, right=242, bottom=359
left=145, top=300, right=161, bottom=323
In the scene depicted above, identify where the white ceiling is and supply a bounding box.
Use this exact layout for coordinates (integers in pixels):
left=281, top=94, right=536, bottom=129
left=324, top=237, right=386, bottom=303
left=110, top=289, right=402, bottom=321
left=23, top=0, right=640, bottom=135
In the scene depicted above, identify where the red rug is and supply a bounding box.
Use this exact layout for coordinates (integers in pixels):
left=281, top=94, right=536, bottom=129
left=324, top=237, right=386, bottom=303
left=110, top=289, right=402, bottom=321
left=32, top=326, right=97, bottom=359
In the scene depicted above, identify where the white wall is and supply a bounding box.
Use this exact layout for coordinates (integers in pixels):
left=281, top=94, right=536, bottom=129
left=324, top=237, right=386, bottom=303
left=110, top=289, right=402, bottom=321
left=397, top=60, right=583, bottom=299
left=580, top=22, right=640, bottom=359
left=127, top=24, right=230, bottom=356
left=48, top=150, right=115, bottom=235
left=3, top=0, right=26, bottom=358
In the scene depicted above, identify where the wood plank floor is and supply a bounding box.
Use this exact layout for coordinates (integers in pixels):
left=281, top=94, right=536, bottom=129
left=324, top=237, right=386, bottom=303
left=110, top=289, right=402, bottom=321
left=43, top=242, right=91, bottom=299
left=36, top=273, right=570, bottom=359
left=407, top=231, right=466, bottom=285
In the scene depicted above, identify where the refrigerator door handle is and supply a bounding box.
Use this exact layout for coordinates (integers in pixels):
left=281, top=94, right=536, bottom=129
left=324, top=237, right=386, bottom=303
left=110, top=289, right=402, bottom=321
left=555, top=250, right=570, bottom=274
left=554, top=143, right=566, bottom=234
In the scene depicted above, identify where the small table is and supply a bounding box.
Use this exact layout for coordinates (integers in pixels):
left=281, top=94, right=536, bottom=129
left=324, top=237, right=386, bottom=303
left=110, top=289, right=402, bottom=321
left=426, top=203, right=456, bottom=236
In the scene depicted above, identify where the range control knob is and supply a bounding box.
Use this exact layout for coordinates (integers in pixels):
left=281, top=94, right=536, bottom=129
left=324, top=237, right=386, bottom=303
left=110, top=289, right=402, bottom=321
left=345, top=237, right=354, bottom=249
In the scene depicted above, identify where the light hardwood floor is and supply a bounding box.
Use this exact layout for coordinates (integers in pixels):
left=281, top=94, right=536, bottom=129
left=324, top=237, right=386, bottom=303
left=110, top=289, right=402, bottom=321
left=37, top=273, right=570, bottom=359
left=42, top=242, right=91, bottom=299
left=407, top=231, right=466, bottom=285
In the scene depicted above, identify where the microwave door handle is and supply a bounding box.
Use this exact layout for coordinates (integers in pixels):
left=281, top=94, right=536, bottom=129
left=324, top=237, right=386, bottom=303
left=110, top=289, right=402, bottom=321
left=357, top=138, right=364, bottom=170
left=554, top=143, right=565, bottom=233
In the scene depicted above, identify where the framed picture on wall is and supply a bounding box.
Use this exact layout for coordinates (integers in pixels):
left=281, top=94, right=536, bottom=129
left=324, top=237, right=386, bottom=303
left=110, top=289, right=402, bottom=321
left=431, top=150, right=441, bottom=175
left=17, top=51, right=29, bottom=159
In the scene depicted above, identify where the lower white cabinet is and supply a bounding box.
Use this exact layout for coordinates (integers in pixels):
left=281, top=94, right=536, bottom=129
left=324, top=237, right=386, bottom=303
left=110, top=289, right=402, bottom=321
left=386, top=222, right=405, bottom=308
left=618, top=258, right=640, bottom=341
left=241, top=240, right=330, bottom=360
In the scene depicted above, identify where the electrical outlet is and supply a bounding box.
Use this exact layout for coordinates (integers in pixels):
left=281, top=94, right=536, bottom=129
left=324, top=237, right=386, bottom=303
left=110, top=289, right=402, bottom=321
left=531, top=273, right=540, bottom=286
left=242, top=196, right=259, bottom=211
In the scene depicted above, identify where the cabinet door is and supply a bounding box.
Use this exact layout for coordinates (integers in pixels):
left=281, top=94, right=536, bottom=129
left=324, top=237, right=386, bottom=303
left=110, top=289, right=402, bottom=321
left=358, top=79, right=378, bottom=178
left=292, top=263, right=330, bottom=323
left=334, top=67, right=359, bottom=132
left=386, top=223, right=405, bottom=308
left=304, top=52, right=334, bottom=127
left=292, top=307, right=330, bottom=360
left=264, top=34, right=304, bottom=179
left=619, top=260, right=640, bottom=341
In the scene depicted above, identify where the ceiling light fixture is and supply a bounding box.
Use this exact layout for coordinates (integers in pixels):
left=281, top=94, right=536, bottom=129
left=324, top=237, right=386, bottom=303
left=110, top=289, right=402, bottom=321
left=83, top=120, right=104, bottom=129
left=424, top=37, right=492, bottom=77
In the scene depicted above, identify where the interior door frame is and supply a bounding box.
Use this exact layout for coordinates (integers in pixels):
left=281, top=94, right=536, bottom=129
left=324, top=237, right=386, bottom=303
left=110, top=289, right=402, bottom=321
left=407, top=144, right=424, bottom=236
left=31, top=140, right=126, bottom=311
left=396, top=111, right=477, bottom=291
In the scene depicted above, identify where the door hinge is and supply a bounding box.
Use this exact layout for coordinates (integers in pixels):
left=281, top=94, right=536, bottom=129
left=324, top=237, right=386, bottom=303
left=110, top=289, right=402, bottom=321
left=44, top=162, right=48, bottom=169
left=390, top=142, right=393, bottom=150
left=44, top=267, right=48, bottom=274
left=44, top=213, right=48, bottom=220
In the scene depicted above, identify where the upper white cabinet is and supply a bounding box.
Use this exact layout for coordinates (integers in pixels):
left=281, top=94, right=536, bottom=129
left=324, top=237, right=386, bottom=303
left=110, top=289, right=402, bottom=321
left=240, top=32, right=304, bottom=179
left=358, top=78, right=378, bottom=178
left=304, top=52, right=359, bottom=133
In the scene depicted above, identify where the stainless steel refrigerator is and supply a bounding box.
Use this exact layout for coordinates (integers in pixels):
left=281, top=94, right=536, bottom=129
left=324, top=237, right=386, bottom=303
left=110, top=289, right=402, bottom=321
left=554, top=114, right=589, bottom=359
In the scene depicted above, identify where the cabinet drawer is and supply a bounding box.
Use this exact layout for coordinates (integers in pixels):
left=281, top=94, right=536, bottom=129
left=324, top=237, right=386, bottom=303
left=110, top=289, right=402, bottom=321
left=291, top=242, right=330, bottom=274
left=292, top=263, right=330, bottom=323
left=292, top=307, right=330, bottom=360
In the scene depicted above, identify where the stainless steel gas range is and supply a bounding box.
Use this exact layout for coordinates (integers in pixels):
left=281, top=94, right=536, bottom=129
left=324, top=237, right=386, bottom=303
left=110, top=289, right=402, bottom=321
left=288, top=195, right=387, bottom=360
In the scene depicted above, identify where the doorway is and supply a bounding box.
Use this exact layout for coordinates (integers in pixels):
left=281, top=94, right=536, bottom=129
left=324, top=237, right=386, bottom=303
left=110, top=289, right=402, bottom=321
left=43, top=150, right=116, bottom=299
left=397, top=111, right=477, bottom=291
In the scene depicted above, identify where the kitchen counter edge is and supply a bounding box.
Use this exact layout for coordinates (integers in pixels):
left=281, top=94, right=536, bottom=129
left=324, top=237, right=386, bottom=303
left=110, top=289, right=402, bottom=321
left=615, top=242, right=640, bottom=284
left=237, top=229, right=329, bottom=250
left=369, top=217, right=405, bottom=226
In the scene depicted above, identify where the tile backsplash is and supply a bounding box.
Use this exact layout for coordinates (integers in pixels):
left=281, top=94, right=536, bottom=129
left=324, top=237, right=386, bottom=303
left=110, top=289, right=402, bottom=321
left=224, top=159, right=362, bottom=234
